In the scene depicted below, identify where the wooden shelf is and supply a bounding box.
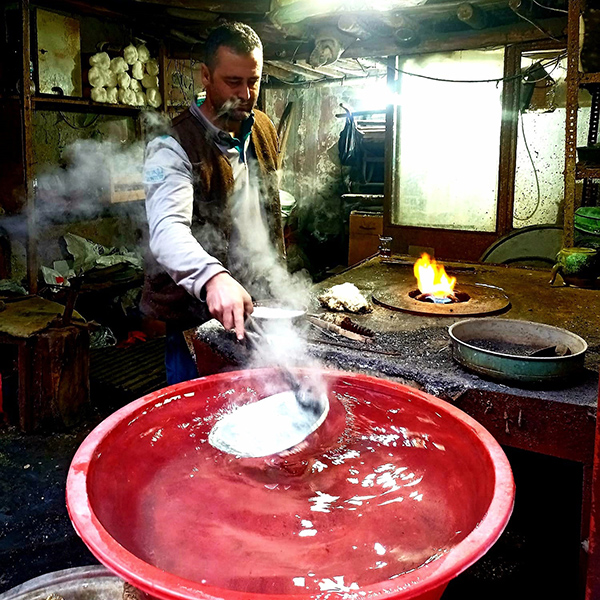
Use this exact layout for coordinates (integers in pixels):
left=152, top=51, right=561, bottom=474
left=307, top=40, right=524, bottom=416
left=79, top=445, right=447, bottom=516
left=577, top=164, right=600, bottom=179
left=33, top=95, right=146, bottom=116
left=580, top=73, right=600, bottom=85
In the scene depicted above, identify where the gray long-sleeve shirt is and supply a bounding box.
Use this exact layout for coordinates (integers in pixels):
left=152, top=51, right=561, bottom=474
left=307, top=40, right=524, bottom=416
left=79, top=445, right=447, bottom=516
left=143, top=103, right=267, bottom=301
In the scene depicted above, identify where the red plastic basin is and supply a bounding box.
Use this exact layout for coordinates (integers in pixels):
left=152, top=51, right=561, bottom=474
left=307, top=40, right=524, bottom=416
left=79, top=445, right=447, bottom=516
left=67, top=368, right=514, bottom=600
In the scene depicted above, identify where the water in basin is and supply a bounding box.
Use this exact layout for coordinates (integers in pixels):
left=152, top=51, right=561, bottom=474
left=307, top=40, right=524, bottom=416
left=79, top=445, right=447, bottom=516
left=86, top=376, right=497, bottom=596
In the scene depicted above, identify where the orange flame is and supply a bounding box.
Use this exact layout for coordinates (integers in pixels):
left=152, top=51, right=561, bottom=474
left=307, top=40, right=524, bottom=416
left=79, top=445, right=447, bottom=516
left=414, top=253, right=456, bottom=297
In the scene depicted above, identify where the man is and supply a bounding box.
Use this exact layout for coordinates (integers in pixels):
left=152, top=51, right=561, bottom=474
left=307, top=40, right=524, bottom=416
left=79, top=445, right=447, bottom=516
left=141, top=22, right=284, bottom=384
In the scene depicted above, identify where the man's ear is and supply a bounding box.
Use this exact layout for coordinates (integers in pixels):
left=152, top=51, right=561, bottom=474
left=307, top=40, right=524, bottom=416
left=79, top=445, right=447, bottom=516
left=200, top=63, right=211, bottom=88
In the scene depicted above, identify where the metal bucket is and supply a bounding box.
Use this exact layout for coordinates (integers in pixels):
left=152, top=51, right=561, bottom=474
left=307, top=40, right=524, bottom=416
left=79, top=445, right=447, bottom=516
left=0, top=567, right=122, bottom=600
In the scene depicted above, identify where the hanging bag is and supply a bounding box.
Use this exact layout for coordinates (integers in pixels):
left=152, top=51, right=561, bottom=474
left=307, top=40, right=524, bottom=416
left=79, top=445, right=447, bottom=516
left=338, top=104, right=363, bottom=167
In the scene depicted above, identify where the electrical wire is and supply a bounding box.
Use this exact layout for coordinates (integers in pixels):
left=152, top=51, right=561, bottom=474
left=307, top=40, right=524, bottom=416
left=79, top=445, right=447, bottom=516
left=511, top=6, right=564, bottom=42
left=531, top=0, right=568, bottom=14
left=521, top=53, right=564, bottom=84
left=390, top=51, right=565, bottom=85
left=514, top=110, right=541, bottom=221
left=270, top=53, right=565, bottom=87
left=269, top=45, right=566, bottom=96
left=57, top=112, right=100, bottom=130
left=268, top=74, right=341, bottom=86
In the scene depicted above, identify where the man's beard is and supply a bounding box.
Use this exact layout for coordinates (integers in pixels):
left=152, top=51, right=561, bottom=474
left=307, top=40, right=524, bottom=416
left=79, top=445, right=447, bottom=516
left=217, top=98, right=253, bottom=122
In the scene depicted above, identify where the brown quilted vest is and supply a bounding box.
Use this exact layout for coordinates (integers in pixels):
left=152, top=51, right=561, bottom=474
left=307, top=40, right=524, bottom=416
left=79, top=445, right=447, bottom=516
left=141, top=108, right=284, bottom=326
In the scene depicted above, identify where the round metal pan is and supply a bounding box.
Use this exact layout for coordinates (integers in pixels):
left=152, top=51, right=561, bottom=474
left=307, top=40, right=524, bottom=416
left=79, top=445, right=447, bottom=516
left=448, top=318, right=587, bottom=386
left=250, top=300, right=307, bottom=326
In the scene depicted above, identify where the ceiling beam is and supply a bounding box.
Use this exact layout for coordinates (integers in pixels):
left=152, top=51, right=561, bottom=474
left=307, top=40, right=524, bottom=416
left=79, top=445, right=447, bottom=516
left=340, top=16, right=566, bottom=60
left=266, top=60, right=333, bottom=81
left=270, top=0, right=511, bottom=27
left=128, top=0, right=269, bottom=14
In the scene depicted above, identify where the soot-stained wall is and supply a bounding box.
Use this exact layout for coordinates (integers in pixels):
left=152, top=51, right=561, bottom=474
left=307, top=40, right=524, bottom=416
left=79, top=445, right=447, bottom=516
left=263, top=79, right=385, bottom=277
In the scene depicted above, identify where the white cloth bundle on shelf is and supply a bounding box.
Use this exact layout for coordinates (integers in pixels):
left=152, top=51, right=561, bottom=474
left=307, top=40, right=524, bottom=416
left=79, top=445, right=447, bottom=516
left=137, top=44, right=150, bottom=63
left=110, top=56, right=128, bottom=74
left=88, top=44, right=159, bottom=108
left=135, top=91, right=147, bottom=106
left=106, top=86, right=118, bottom=104
left=147, top=88, right=162, bottom=108
left=131, top=61, right=144, bottom=80
left=89, top=52, right=110, bottom=69
left=142, top=74, right=159, bottom=89
left=88, top=66, right=105, bottom=87
left=146, top=58, right=159, bottom=76
left=104, top=69, right=117, bottom=87
left=124, top=89, right=137, bottom=105
left=123, top=44, right=139, bottom=65
left=90, top=87, right=108, bottom=103
left=117, top=72, right=131, bottom=89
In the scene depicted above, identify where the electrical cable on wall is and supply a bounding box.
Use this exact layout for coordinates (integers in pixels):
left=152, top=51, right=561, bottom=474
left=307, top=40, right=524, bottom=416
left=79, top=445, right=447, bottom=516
left=391, top=52, right=565, bottom=85
left=267, top=51, right=563, bottom=86
left=514, top=110, right=541, bottom=222
left=57, top=112, right=100, bottom=130
left=531, top=0, right=568, bottom=14
left=511, top=5, right=563, bottom=42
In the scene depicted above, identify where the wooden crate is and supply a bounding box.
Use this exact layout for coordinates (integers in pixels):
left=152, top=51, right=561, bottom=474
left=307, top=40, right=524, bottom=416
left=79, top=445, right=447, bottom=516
left=348, top=211, right=383, bottom=266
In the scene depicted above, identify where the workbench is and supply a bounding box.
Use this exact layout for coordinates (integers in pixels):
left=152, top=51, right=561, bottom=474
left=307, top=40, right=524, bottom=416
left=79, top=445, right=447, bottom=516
left=196, top=256, right=599, bottom=461
left=193, top=255, right=600, bottom=597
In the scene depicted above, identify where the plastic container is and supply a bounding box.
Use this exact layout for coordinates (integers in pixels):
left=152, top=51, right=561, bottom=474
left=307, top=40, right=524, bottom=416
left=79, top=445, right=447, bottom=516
left=575, top=207, right=600, bottom=235
left=67, top=368, right=514, bottom=600
left=574, top=208, right=600, bottom=249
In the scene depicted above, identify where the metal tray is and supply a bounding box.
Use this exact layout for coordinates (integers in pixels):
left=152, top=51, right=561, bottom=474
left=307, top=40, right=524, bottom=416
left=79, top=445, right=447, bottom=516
left=448, top=318, right=587, bottom=386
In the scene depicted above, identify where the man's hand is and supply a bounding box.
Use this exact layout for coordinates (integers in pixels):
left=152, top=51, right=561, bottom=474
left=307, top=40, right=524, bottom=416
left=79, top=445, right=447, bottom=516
left=204, top=272, right=254, bottom=340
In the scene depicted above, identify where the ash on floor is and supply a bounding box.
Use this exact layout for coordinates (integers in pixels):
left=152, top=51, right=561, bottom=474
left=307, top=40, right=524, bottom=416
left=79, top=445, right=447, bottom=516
left=0, top=426, right=99, bottom=591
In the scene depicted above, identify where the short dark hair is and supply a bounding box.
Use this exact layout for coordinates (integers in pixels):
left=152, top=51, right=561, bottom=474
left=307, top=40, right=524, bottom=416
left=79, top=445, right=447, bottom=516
left=204, top=22, right=262, bottom=70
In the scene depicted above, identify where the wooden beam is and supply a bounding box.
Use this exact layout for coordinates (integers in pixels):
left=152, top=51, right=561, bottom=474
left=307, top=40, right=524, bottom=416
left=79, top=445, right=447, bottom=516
left=164, top=7, right=218, bottom=21
left=21, top=0, right=37, bottom=294
left=267, top=59, right=343, bottom=80
left=128, top=0, right=269, bottom=13
left=337, top=15, right=372, bottom=39
left=383, top=57, right=398, bottom=235
left=341, top=17, right=566, bottom=60
left=496, top=44, right=520, bottom=236
left=35, top=0, right=131, bottom=21
left=385, top=14, right=421, bottom=47
left=271, top=0, right=508, bottom=26
left=457, top=2, right=489, bottom=30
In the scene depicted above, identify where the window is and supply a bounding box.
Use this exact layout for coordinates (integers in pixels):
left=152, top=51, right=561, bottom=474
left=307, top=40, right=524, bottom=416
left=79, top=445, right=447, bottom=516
left=390, top=49, right=505, bottom=233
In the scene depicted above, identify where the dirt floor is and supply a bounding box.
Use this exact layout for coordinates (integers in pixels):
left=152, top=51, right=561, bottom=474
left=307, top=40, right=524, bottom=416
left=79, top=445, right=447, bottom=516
left=0, top=423, right=98, bottom=591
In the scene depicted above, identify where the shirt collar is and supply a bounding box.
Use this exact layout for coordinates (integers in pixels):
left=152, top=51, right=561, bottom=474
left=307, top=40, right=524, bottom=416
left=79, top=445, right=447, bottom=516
left=190, top=100, right=254, bottom=152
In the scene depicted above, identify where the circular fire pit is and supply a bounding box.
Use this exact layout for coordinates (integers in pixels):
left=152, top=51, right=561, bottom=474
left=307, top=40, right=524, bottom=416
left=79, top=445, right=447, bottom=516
left=373, top=282, right=511, bottom=317
left=67, top=369, right=514, bottom=600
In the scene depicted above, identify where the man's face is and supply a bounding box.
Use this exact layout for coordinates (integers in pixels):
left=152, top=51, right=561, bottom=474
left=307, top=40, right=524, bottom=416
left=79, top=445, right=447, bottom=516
left=202, top=45, right=263, bottom=122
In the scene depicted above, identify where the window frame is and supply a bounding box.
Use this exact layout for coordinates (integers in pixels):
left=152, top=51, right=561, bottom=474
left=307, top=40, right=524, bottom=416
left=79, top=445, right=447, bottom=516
left=383, top=40, right=565, bottom=262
